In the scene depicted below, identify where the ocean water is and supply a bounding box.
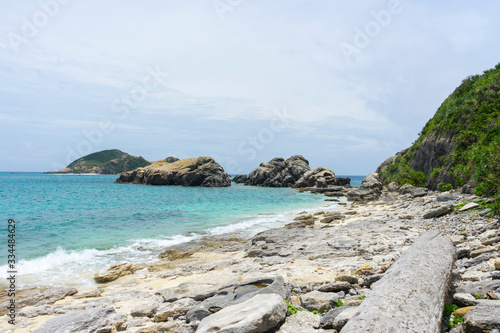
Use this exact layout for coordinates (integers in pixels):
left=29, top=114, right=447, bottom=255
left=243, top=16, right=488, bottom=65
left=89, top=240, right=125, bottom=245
left=0, top=173, right=363, bottom=288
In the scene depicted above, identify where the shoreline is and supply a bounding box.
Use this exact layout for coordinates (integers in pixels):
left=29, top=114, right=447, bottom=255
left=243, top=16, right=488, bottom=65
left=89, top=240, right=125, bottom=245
left=1, top=188, right=498, bottom=332
left=0, top=189, right=333, bottom=290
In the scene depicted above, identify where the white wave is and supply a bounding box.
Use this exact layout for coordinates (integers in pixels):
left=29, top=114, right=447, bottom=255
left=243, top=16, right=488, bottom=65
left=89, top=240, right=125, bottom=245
left=0, top=199, right=338, bottom=288
left=129, top=233, right=201, bottom=249
left=0, top=233, right=201, bottom=288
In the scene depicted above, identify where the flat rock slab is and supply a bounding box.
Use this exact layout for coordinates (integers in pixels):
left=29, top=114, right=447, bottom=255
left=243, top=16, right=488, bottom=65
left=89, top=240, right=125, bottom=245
left=456, top=280, right=500, bottom=299
left=160, top=282, right=234, bottom=302
left=459, top=202, right=481, bottom=212
left=424, top=203, right=454, bottom=219
left=33, top=307, right=126, bottom=333
left=196, top=294, right=287, bottom=333
left=340, top=231, right=456, bottom=333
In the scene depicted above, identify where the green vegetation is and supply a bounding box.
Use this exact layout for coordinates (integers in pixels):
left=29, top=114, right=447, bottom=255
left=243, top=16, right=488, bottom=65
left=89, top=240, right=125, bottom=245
left=336, top=299, right=344, bottom=307
left=443, top=302, right=464, bottom=328
left=382, top=163, right=427, bottom=187
left=454, top=199, right=497, bottom=217
left=448, top=315, right=464, bottom=327
left=311, top=309, right=329, bottom=315
left=443, top=303, right=458, bottom=317
left=379, top=63, right=500, bottom=213
left=438, top=183, right=453, bottom=192
left=68, top=149, right=124, bottom=167
left=357, top=295, right=366, bottom=300
left=285, top=300, right=303, bottom=315
left=284, top=299, right=343, bottom=316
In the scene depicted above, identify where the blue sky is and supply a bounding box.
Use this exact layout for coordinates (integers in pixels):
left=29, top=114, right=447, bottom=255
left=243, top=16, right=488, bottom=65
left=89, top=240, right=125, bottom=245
left=1, top=0, right=499, bottom=174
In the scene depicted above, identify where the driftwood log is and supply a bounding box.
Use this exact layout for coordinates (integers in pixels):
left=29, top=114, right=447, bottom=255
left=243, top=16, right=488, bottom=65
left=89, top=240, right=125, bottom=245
left=341, top=230, right=456, bottom=333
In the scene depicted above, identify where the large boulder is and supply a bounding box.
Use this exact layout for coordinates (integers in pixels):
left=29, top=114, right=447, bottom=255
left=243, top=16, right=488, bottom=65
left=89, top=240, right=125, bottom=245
left=115, top=156, right=231, bottom=187
left=245, top=155, right=310, bottom=187
left=186, top=275, right=289, bottom=322
left=347, top=173, right=383, bottom=202
left=294, top=167, right=342, bottom=188
left=196, top=294, right=287, bottom=333
left=299, top=291, right=340, bottom=312
left=94, top=263, right=137, bottom=283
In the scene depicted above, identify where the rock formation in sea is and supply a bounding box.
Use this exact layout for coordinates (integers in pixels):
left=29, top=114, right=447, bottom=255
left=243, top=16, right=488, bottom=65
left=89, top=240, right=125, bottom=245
left=232, top=174, right=248, bottom=183
left=46, top=149, right=150, bottom=174
left=377, top=63, right=500, bottom=198
left=294, top=167, right=350, bottom=188
left=115, top=156, right=231, bottom=187
left=245, top=155, right=310, bottom=187
left=347, top=172, right=383, bottom=202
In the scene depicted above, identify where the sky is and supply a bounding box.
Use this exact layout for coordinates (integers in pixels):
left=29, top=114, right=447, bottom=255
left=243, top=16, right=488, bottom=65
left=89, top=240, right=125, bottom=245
left=1, top=1, right=499, bottom=174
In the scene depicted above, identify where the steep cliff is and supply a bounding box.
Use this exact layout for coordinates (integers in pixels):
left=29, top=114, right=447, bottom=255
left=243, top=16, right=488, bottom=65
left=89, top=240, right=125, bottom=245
left=378, top=63, right=500, bottom=200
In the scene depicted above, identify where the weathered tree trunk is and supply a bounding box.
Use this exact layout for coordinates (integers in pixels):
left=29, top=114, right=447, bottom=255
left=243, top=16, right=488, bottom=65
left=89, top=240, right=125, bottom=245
left=341, top=230, right=456, bottom=333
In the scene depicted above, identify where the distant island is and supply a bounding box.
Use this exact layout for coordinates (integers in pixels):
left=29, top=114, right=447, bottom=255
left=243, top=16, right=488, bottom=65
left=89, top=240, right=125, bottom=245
left=45, top=149, right=150, bottom=175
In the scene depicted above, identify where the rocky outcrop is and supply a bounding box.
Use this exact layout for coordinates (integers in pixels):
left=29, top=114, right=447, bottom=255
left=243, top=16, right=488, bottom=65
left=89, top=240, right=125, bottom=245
left=293, top=167, right=350, bottom=188
left=294, top=167, right=335, bottom=188
left=46, top=149, right=150, bottom=174
left=377, top=136, right=455, bottom=190
left=196, top=294, right=287, bottom=333
left=115, top=157, right=231, bottom=187
left=232, top=174, right=248, bottom=183
left=245, top=155, right=310, bottom=187
left=376, top=147, right=410, bottom=174
left=347, top=173, right=382, bottom=202
left=94, top=263, right=137, bottom=283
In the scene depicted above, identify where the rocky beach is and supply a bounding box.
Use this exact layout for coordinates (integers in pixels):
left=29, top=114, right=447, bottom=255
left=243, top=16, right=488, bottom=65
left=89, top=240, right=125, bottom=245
left=2, top=175, right=499, bottom=332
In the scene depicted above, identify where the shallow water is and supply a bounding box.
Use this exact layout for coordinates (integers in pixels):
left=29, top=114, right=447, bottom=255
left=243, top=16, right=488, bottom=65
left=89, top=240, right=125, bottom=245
left=0, top=173, right=343, bottom=287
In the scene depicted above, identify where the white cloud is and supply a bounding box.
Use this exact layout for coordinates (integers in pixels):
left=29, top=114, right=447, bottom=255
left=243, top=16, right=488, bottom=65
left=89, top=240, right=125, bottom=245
left=1, top=0, right=500, bottom=173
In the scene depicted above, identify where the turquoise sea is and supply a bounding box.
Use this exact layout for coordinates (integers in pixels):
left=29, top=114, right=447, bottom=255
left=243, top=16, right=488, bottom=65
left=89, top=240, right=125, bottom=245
left=0, top=173, right=363, bottom=288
